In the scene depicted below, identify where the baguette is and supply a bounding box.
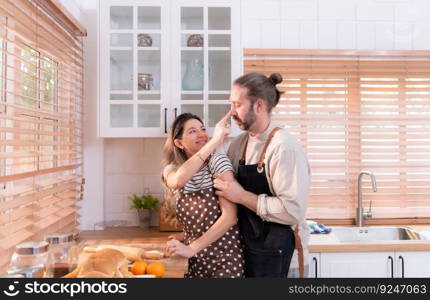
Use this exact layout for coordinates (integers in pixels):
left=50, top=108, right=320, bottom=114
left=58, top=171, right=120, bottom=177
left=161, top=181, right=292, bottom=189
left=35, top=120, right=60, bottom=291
left=145, top=250, right=164, bottom=260
left=84, top=245, right=146, bottom=261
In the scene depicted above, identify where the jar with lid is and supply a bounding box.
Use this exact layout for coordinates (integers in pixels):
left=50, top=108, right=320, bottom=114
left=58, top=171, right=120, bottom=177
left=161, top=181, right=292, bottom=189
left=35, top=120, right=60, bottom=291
left=6, top=241, right=52, bottom=278
left=138, top=73, right=154, bottom=91
left=45, top=232, right=76, bottom=278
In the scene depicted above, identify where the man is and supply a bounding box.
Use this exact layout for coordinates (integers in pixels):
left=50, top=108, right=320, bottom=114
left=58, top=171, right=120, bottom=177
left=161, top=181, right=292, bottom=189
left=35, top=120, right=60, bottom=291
left=214, top=72, right=311, bottom=278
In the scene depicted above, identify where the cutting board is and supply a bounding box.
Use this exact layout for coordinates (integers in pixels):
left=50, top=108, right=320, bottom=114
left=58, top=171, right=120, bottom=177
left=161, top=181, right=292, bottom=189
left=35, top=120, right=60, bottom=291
left=80, top=240, right=187, bottom=278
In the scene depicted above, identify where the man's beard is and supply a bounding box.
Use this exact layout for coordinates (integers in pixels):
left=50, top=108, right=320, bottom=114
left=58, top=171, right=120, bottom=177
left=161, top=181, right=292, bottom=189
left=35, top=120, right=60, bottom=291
left=233, top=107, right=257, bottom=131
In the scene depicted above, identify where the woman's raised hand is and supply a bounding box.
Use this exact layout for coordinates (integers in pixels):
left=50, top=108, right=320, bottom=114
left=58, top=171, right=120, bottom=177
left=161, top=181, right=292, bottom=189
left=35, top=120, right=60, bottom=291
left=212, top=111, right=231, bottom=143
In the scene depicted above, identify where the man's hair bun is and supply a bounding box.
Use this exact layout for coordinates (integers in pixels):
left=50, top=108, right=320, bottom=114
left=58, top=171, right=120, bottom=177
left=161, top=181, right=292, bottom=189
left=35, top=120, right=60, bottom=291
left=269, top=73, right=282, bottom=85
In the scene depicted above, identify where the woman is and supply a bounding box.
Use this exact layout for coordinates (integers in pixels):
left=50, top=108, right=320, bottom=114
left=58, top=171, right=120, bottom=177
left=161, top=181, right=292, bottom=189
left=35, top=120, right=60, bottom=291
left=161, top=112, right=244, bottom=278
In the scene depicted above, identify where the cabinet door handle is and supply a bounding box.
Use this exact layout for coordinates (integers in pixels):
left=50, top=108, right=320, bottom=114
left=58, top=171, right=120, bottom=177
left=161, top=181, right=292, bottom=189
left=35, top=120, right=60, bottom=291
left=174, top=107, right=178, bottom=119
left=399, top=255, right=405, bottom=278
left=164, top=108, right=168, bottom=134
left=312, top=257, right=318, bottom=278
left=388, top=256, right=394, bottom=278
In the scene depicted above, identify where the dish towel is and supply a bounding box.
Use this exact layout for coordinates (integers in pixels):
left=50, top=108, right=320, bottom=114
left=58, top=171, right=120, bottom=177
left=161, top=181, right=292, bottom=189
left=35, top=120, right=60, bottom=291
left=419, top=231, right=430, bottom=240
left=307, top=220, right=332, bottom=234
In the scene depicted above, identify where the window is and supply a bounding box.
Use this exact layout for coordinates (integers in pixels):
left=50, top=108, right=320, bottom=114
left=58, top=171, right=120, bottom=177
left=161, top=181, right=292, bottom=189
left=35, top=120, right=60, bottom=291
left=0, top=0, right=85, bottom=273
left=244, top=49, right=430, bottom=223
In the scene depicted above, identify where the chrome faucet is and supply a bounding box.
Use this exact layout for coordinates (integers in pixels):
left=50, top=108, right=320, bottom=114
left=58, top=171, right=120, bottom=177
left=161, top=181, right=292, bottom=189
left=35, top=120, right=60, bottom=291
left=356, top=171, right=377, bottom=227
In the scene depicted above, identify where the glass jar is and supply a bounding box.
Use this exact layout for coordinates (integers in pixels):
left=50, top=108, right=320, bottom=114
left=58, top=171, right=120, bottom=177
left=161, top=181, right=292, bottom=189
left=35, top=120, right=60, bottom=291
left=44, top=233, right=76, bottom=278
left=182, top=59, right=204, bottom=91
left=7, top=241, right=52, bottom=278
left=187, top=34, right=203, bottom=47
left=138, top=73, right=154, bottom=91
left=137, top=33, right=152, bottom=47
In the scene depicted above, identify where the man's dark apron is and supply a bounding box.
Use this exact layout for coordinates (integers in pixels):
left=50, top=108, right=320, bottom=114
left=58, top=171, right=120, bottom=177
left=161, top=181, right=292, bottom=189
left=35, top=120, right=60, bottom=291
left=236, top=127, right=305, bottom=278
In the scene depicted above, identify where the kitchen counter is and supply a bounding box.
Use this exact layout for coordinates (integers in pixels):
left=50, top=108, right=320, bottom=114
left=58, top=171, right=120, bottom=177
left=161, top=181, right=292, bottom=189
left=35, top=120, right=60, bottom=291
left=78, top=225, right=430, bottom=275
left=78, top=227, right=188, bottom=278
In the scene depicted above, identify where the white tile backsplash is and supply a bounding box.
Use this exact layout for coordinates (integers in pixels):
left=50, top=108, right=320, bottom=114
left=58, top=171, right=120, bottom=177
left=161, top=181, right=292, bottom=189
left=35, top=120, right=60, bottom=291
left=394, top=23, right=413, bottom=49
left=144, top=175, right=165, bottom=195
left=318, top=22, right=337, bottom=49
left=105, top=174, right=145, bottom=195
left=283, top=1, right=318, bottom=21
left=105, top=139, right=145, bottom=174
left=261, top=21, right=281, bottom=48
left=395, top=3, right=430, bottom=22
left=337, top=22, right=356, bottom=49
left=242, top=0, right=281, bottom=20
left=318, top=0, right=356, bottom=21
left=106, top=212, right=139, bottom=226
left=412, top=23, right=430, bottom=49
left=395, top=4, right=412, bottom=21
left=104, top=138, right=166, bottom=226
left=141, top=138, right=165, bottom=174
left=242, top=20, right=262, bottom=48
left=241, top=0, right=429, bottom=50
left=300, top=22, right=318, bottom=48
left=281, top=21, right=301, bottom=48
left=357, top=3, right=394, bottom=21
left=375, top=22, right=395, bottom=49
left=357, top=22, right=375, bottom=49
left=106, top=195, right=128, bottom=214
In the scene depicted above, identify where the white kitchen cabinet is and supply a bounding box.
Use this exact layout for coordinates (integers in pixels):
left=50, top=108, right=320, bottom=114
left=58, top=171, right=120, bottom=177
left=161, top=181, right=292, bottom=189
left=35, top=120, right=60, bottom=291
left=310, top=251, right=430, bottom=278
left=308, top=253, right=320, bottom=278
left=319, top=252, right=395, bottom=278
left=395, top=252, right=430, bottom=278
left=99, top=0, right=241, bottom=137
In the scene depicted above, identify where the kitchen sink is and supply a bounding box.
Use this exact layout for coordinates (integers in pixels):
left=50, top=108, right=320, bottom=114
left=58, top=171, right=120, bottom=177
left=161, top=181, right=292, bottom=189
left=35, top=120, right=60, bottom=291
left=331, top=226, right=424, bottom=242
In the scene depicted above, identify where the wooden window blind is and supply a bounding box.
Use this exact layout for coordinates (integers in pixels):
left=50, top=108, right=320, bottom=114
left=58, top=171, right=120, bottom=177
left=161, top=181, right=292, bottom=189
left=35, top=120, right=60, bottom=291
left=244, top=49, right=430, bottom=224
left=0, top=0, right=85, bottom=273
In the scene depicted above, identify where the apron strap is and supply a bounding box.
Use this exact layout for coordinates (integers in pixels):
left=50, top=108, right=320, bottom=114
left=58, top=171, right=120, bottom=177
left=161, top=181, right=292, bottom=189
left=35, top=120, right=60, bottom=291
left=257, top=127, right=282, bottom=171
left=241, top=127, right=282, bottom=167
left=241, top=135, right=249, bottom=163
left=293, top=225, right=305, bottom=278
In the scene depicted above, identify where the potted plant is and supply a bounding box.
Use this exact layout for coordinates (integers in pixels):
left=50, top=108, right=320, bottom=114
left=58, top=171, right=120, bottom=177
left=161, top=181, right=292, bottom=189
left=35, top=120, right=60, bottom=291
left=129, top=191, right=159, bottom=229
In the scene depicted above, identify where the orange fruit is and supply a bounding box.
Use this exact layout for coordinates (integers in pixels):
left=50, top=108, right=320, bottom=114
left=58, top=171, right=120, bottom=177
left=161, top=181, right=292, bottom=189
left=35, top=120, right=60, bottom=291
left=146, top=262, right=165, bottom=278
left=131, top=261, right=148, bottom=275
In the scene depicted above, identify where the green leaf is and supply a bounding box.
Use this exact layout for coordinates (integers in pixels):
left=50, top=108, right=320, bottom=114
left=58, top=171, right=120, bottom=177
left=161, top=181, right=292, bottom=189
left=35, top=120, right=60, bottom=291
left=141, top=194, right=159, bottom=210
left=129, top=193, right=159, bottom=210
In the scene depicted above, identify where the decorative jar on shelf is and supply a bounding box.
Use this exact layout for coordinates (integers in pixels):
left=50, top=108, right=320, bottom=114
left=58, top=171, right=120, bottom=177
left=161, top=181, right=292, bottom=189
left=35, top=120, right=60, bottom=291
left=138, top=73, right=154, bottom=91
left=137, top=33, right=152, bottom=47
left=182, top=59, right=203, bottom=91
left=187, top=34, right=203, bottom=47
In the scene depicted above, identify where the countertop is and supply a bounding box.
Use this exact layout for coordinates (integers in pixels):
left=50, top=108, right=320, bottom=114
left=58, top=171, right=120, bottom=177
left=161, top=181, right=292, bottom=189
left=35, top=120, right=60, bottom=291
left=78, top=225, right=430, bottom=269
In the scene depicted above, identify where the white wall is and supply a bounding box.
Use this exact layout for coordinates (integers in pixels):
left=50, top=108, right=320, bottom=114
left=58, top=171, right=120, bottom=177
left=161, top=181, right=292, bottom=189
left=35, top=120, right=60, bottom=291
left=73, top=0, right=430, bottom=230
left=104, top=138, right=165, bottom=226
left=241, top=0, right=430, bottom=49
left=59, top=0, right=105, bottom=230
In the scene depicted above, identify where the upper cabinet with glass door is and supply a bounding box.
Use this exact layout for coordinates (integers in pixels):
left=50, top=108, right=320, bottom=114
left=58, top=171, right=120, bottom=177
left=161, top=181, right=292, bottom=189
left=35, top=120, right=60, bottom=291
left=99, top=0, right=169, bottom=137
left=172, top=0, right=241, bottom=136
left=99, top=0, right=240, bottom=137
